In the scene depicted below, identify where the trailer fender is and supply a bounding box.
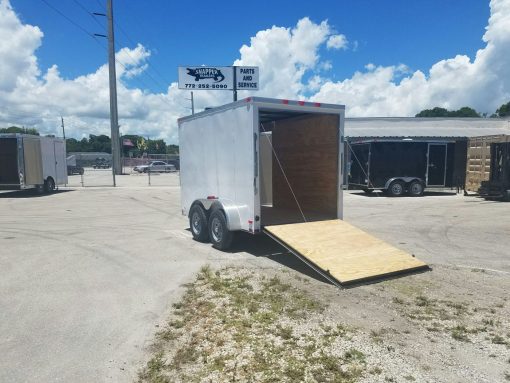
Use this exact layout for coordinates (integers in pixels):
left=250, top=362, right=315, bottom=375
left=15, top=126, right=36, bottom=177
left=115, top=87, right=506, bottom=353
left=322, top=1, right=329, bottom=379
left=384, top=177, right=423, bottom=190
left=190, top=199, right=243, bottom=231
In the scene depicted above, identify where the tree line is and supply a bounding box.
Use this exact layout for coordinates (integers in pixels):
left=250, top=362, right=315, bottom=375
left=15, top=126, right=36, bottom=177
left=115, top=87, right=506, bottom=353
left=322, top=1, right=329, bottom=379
left=0, top=127, right=179, bottom=156
left=66, top=134, right=179, bottom=156
left=415, top=101, right=510, bottom=118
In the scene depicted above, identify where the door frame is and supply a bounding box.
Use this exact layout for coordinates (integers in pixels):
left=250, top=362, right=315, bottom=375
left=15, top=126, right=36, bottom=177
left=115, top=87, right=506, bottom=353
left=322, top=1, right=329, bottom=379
left=426, top=143, right=447, bottom=187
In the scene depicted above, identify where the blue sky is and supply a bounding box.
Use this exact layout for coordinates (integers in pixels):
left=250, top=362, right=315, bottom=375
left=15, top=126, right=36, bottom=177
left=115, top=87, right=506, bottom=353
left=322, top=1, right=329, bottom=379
left=12, top=0, right=490, bottom=93
left=3, top=0, right=508, bottom=142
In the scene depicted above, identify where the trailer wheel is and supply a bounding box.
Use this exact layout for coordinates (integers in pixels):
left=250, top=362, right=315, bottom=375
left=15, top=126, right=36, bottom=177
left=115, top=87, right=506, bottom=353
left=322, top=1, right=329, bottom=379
left=44, top=177, right=55, bottom=193
left=189, top=204, right=209, bottom=242
left=79, top=168, right=84, bottom=175
left=387, top=180, right=405, bottom=197
left=208, top=209, right=233, bottom=250
left=408, top=180, right=424, bottom=197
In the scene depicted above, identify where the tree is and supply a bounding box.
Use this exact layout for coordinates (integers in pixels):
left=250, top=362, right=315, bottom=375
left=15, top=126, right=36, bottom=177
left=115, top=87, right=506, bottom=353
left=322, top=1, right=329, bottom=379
left=454, top=107, right=480, bottom=117
left=0, top=126, right=39, bottom=135
left=166, top=144, right=179, bottom=155
left=496, top=101, right=510, bottom=117
left=415, top=106, right=480, bottom=117
left=415, top=107, right=449, bottom=117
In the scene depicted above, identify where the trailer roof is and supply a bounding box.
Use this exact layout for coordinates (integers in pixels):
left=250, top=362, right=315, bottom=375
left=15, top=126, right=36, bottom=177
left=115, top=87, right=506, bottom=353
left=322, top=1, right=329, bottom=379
left=0, top=133, right=41, bottom=138
left=178, top=97, right=345, bottom=124
left=345, top=117, right=510, bottom=138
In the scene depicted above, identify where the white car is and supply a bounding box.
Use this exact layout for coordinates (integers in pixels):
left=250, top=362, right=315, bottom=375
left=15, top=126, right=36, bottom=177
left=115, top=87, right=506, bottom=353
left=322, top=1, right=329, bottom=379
left=134, top=161, right=177, bottom=173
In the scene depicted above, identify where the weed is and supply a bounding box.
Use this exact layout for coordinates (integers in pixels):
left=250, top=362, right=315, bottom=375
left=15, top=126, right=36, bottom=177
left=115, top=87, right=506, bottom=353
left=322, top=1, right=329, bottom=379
left=137, top=352, right=169, bottom=383
left=344, top=348, right=365, bottom=362
left=369, top=366, right=383, bottom=375
left=492, top=335, right=507, bottom=345
left=392, top=297, right=405, bottom=305
left=451, top=325, right=470, bottom=342
left=404, top=375, right=416, bottom=381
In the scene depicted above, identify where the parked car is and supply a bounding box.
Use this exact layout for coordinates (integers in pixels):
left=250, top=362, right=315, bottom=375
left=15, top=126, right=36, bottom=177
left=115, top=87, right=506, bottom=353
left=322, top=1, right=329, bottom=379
left=67, top=165, right=84, bottom=175
left=93, top=157, right=111, bottom=169
left=134, top=161, right=177, bottom=173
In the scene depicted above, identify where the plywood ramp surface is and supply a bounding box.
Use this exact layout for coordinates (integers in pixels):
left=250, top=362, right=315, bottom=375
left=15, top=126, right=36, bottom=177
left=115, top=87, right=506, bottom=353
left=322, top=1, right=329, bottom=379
left=264, top=220, right=427, bottom=285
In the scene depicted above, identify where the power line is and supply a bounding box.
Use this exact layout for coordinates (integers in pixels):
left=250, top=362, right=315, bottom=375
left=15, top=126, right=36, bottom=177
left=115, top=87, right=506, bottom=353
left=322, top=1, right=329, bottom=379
left=40, top=0, right=95, bottom=38
left=71, top=0, right=105, bottom=29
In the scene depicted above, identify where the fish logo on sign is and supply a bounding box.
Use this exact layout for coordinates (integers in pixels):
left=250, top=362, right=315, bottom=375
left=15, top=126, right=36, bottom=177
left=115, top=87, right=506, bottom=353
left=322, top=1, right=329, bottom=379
left=186, top=67, right=225, bottom=82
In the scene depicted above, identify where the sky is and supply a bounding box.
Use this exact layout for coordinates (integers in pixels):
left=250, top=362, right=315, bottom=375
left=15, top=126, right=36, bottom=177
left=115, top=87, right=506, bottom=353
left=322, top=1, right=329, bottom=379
left=1, top=0, right=509, bottom=143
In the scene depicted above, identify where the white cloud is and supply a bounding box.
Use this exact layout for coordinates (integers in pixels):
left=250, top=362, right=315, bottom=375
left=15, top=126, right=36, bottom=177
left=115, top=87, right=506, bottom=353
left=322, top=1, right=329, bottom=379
left=0, top=0, right=509, bottom=144
left=234, top=17, right=333, bottom=99
left=326, top=34, right=347, bottom=50
left=312, top=0, right=510, bottom=116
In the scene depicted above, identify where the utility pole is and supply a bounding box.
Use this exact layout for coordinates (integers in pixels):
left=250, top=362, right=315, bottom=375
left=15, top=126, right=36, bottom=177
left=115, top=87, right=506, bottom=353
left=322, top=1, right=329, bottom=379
left=107, top=0, right=121, bottom=179
left=191, top=91, right=195, bottom=115
left=94, top=1, right=121, bottom=184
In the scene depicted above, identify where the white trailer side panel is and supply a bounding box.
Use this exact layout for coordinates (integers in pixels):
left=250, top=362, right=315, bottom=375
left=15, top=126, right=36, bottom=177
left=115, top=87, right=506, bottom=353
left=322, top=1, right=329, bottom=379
left=53, top=139, right=68, bottom=185
left=41, top=137, right=68, bottom=186
left=179, top=103, right=255, bottom=231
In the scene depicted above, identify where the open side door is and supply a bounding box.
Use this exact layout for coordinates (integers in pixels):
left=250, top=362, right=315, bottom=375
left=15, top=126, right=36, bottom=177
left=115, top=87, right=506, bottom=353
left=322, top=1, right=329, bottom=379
left=264, top=220, right=428, bottom=287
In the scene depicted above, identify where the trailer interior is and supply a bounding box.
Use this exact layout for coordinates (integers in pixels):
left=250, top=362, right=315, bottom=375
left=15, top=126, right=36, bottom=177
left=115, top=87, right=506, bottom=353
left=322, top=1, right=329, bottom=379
left=258, top=111, right=340, bottom=226
left=0, top=137, right=19, bottom=185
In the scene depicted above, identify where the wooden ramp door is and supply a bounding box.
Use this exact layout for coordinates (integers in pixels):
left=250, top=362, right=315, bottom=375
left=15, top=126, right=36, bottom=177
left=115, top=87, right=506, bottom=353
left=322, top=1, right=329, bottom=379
left=264, top=220, right=428, bottom=286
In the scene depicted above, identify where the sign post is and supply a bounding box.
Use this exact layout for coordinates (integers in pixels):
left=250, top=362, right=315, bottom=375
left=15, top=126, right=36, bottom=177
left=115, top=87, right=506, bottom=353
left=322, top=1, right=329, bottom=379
left=178, top=66, right=259, bottom=103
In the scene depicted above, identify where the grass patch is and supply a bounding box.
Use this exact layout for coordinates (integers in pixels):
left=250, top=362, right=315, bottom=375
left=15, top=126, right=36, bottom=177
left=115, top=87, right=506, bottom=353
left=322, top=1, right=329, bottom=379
left=138, top=266, right=367, bottom=383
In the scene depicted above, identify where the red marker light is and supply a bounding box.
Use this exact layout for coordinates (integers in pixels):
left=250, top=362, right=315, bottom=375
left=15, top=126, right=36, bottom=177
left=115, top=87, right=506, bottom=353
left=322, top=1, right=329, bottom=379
left=282, top=99, right=289, bottom=104
left=298, top=101, right=305, bottom=106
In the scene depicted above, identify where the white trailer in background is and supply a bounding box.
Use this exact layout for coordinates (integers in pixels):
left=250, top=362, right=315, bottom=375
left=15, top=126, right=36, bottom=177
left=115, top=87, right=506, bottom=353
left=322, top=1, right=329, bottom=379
left=179, top=97, right=427, bottom=286
left=0, top=134, right=67, bottom=193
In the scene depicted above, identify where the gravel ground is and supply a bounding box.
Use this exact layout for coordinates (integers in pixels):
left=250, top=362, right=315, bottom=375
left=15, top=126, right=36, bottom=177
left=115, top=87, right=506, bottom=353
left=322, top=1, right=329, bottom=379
left=138, top=264, right=510, bottom=383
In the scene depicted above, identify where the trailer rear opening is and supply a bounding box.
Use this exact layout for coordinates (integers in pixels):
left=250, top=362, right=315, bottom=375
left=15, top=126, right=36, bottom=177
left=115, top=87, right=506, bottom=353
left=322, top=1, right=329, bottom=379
left=259, top=113, right=340, bottom=226
left=0, top=137, right=19, bottom=185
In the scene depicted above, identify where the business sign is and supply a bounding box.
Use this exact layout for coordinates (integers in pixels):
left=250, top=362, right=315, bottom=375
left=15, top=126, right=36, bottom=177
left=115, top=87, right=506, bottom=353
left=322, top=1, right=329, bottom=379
left=235, top=66, right=259, bottom=90
left=178, top=66, right=233, bottom=90
left=178, top=66, right=259, bottom=91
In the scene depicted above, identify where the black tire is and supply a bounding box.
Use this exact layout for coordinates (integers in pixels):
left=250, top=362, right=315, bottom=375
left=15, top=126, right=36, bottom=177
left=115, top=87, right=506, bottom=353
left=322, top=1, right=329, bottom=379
left=79, top=168, right=84, bottom=175
left=208, top=209, right=234, bottom=250
left=143, top=168, right=149, bottom=173
left=408, top=180, right=424, bottom=197
left=387, top=180, right=405, bottom=197
left=44, top=177, right=55, bottom=194
left=189, top=204, right=209, bottom=242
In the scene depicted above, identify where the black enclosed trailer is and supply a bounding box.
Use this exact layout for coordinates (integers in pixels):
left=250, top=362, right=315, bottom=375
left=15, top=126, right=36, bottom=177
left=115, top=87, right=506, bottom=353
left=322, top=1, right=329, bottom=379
left=480, top=142, right=510, bottom=201
left=348, top=139, right=465, bottom=196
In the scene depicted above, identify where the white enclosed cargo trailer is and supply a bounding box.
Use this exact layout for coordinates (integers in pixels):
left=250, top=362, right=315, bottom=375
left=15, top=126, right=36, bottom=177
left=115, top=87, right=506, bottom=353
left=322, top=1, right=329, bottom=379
left=0, top=134, right=67, bottom=193
left=179, top=97, right=427, bottom=286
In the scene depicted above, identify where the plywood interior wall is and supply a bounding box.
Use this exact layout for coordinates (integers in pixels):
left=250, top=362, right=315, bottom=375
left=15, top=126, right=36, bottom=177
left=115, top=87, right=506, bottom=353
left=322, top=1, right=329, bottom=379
left=271, top=114, right=339, bottom=217
left=466, top=135, right=510, bottom=191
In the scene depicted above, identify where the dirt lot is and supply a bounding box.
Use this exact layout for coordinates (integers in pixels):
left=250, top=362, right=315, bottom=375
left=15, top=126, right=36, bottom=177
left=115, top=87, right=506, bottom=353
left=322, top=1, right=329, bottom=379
left=1, top=174, right=509, bottom=382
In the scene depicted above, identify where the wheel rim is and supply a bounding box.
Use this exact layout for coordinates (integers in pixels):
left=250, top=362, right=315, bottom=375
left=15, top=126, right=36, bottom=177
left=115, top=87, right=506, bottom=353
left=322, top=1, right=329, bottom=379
left=211, top=217, right=223, bottom=243
left=391, top=183, right=403, bottom=195
left=410, top=183, right=422, bottom=195
left=191, top=212, right=201, bottom=234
